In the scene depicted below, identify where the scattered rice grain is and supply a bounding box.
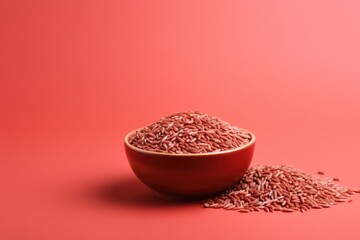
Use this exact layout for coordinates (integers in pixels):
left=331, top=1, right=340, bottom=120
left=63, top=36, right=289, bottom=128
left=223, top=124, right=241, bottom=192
left=203, top=165, right=359, bottom=213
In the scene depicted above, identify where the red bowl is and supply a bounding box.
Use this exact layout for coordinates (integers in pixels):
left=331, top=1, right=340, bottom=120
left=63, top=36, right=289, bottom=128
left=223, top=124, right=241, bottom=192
left=124, top=130, right=255, bottom=197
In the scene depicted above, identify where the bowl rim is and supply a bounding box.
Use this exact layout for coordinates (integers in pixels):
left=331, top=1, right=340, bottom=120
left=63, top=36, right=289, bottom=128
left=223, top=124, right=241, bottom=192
left=124, top=128, right=255, bottom=156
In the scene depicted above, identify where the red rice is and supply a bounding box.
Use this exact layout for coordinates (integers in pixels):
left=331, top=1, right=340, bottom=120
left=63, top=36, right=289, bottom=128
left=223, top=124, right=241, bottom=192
left=203, top=165, right=359, bottom=213
left=128, top=111, right=252, bottom=154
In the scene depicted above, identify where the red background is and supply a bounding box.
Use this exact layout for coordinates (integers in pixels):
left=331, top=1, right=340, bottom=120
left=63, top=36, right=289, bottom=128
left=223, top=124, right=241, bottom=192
left=1, top=0, right=360, bottom=239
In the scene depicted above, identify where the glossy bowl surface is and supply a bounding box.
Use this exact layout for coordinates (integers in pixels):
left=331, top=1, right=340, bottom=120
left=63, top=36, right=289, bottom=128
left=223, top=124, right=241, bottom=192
left=124, top=130, right=255, bottom=197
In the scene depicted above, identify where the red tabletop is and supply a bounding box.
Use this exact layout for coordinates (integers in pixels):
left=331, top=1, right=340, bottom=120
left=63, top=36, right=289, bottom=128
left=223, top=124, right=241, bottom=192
left=1, top=1, right=360, bottom=239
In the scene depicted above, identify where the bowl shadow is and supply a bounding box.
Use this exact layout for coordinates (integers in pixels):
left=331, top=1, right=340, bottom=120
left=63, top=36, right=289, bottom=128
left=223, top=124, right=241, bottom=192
left=89, top=176, right=201, bottom=208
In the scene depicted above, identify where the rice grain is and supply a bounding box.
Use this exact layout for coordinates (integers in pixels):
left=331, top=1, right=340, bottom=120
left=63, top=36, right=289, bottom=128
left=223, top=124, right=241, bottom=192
left=203, top=165, right=359, bottom=213
left=128, top=111, right=252, bottom=154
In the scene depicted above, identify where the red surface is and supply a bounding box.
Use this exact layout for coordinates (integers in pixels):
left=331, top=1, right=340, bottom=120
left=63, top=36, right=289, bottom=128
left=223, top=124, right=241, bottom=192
left=1, top=0, right=360, bottom=239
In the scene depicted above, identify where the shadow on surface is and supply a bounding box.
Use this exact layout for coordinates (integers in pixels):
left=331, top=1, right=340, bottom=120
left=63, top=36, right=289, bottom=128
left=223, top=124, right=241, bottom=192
left=89, top=176, right=200, bottom=208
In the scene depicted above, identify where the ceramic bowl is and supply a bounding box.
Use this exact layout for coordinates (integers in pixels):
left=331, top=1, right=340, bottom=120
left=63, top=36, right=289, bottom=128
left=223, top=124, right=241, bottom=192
left=124, top=130, right=255, bottom=197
